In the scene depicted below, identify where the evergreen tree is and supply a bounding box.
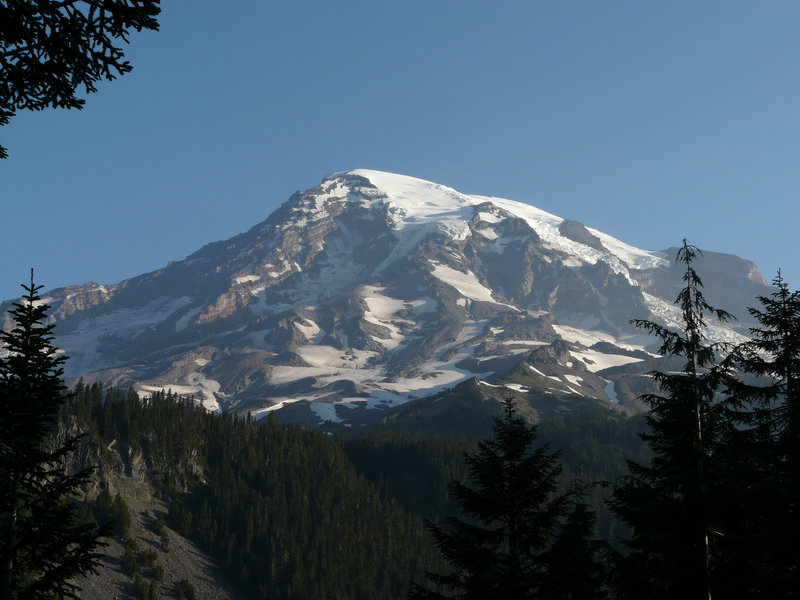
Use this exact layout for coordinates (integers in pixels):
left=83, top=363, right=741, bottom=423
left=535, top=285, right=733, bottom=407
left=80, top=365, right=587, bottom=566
left=410, top=397, right=596, bottom=600
left=720, top=271, right=800, bottom=597
left=608, top=240, right=732, bottom=600
left=0, top=273, right=105, bottom=599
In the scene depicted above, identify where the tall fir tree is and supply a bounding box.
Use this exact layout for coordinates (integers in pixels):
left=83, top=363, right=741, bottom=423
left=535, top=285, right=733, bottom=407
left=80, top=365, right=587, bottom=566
left=0, top=272, right=105, bottom=599
left=410, top=397, right=603, bottom=600
left=719, top=271, right=800, bottom=597
left=608, top=240, right=732, bottom=600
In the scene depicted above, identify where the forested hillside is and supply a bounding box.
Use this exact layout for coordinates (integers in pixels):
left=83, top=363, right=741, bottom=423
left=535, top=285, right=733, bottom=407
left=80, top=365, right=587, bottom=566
left=63, top=382, right=645, bottom=599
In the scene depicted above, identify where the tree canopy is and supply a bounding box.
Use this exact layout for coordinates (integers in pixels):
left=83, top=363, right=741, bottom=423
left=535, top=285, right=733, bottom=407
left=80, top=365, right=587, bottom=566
left=0, top=0, right=160, bottom=158
left=410, top=397, right=605, bottom=600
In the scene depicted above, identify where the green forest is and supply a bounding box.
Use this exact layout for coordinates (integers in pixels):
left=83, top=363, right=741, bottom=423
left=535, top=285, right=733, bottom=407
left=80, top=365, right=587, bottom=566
left=59, top=378, right=649, bottom=599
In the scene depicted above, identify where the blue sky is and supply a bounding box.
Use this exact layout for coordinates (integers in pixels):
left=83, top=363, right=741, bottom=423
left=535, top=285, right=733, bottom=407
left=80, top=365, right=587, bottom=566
left=2, top=1, right=799, bottom=306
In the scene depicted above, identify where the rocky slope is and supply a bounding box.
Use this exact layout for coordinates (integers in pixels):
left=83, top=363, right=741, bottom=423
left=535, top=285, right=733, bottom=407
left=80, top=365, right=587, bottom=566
left=48, top=416, right=243, bottom=600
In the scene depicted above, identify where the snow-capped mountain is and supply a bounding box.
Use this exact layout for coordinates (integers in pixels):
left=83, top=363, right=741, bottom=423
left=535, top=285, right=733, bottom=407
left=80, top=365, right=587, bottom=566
left=1, top=170, right=770, bottom=422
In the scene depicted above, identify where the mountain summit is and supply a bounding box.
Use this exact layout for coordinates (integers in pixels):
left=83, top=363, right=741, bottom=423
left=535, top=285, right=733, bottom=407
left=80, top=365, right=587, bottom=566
left=1, top=170, right=769, bottom=422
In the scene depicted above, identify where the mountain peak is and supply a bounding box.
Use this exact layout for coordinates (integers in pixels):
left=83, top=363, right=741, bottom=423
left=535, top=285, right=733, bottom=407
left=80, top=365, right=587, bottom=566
left=320, top=169, right=667, bottom=274
left=2, top=170, right=767, bottom=423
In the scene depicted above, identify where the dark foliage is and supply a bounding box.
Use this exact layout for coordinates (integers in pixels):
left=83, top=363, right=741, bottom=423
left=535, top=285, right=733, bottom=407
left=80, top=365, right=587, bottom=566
left=0, top=0, right=160, bottom=158
left=608, top=241, right=732, bottom=600
left=342, top=430, right=474, bottom=520
left=410, top=398, right=605, bottom=599
left=715, top=271, right=800, bottom=597
left=0, top=274, right=105, bottom=599
left=538, top=481, right=607, bottom=600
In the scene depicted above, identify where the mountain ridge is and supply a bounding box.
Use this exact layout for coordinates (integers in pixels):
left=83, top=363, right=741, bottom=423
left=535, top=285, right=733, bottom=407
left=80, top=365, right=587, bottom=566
left=1, top=170, right=770, bottom=423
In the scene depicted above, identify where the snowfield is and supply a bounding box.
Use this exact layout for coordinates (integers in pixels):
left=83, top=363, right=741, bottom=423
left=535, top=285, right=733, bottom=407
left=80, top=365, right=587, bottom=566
left=341, top=170, right=667, bottom=281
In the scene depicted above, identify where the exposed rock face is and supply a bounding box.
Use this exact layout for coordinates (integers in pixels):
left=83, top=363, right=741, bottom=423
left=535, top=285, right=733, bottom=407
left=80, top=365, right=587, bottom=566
left=74, top=505, right=245, bottom=600
left=559, top=219, right=606, bottom=252
left=633, top=246, right=769, bottom=323
left=1, top=170, right=771, bottom=422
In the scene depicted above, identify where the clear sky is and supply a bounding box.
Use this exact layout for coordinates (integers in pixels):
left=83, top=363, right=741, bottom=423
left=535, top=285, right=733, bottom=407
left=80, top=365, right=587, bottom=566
left=2, top=1, right=799, bottom=306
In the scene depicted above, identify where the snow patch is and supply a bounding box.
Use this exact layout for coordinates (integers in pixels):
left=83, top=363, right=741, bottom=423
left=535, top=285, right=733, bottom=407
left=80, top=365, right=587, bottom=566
left=477, top=211, right=502, bottom=224
left=234, top=274, right=261, bottom=284
left=571, top=349, right=643, bottom=372
left=526, top=364, right=547, bottom=377
left=362, top=286, right=417, bottom=350
left=138, top=372, right=223, bottom=412
left=175, top=304, right=204, bottom=332
left=310, top=402, right=343, bottom=423
left=504, top=383, right=530, bottom=393
left=430, top=261, right=496, bottom=303
left=294, top=319, right=324, bottom=343
left=294, top=345, right=377, bottom=369
left=605, top=380, right=619, bottom=403
left=565, top=385, right=587, bottom=397
left=641, top=293, right=749, bottom=345
left=552, top=324, right=617, bottom=347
